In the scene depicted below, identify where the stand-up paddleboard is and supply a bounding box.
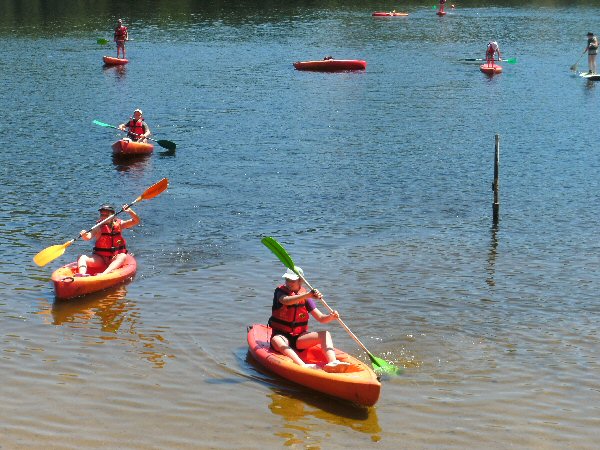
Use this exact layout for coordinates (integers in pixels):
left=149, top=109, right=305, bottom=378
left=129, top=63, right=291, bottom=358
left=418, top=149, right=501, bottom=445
left=103, top=56, right=129, bottom=65
left=372, top=11, right=409, bottom=17
left=437, top=11, right=447, bottom=16
left=580, top=72, right=600, bottom=81
left=293, top=59, right=367, bottom=72
left=480, top=64, right=502, bottom=75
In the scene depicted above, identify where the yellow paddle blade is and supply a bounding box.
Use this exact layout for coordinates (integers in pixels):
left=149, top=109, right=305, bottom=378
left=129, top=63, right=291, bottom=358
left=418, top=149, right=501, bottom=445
left=139, top=178, right=168, bottom=201
left=33, top=240, right=74, bottom=267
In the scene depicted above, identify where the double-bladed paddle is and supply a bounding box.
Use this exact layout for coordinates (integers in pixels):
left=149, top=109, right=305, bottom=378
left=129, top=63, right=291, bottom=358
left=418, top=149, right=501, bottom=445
left=261, top=236, right=403, bottom=376
left=461, top=57, right=517, bottom=64
left=33, top=178, right=169, bottom=267
left=92, top=120, right=176, bottom=151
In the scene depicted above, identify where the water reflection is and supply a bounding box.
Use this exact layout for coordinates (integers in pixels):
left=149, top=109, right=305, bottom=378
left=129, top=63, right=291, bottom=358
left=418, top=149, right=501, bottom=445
left=35, top=286, right=172, bottom=368
left=268, top=391, right=381, bottom=446
left=102, top=62, right=127, bottom=80
left=486, top=224, right=499, bottom=287
left=112, top=153, right=152, bottom=173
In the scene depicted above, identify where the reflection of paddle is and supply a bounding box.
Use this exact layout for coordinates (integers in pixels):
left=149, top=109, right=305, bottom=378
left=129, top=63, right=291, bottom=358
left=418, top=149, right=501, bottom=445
left=33, top=178, right=169, bottom=267
left=261, top=236, right=403, bottom=376
left=92, top=120, right=176, bottom=151
left=571, top=51, right=586, bottom=71
left=462, top=57, right=517, bottom=64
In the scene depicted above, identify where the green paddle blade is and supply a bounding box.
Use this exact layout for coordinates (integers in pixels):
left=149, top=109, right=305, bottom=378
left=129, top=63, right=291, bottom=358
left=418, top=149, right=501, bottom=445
left=369, top=353, right=403, bottom=376
left=92, top=119, right=118, bottom=129
left=503, top=57, right=517, bottom=64
left=156, top=139, right=176, bottom=151
left=97, top=38, right=109, bottom=45
left=261, top=236, right=296, bottom=272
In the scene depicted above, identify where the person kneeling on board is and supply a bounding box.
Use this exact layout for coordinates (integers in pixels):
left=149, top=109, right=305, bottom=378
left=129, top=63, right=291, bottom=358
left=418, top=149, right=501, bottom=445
left=119, top=109, right=151, bottom=143
left=486, top=41, right=501, bottom=65
left=76, top=204, right=140, bottom=276
left=269, top=268, right=352, bottom=373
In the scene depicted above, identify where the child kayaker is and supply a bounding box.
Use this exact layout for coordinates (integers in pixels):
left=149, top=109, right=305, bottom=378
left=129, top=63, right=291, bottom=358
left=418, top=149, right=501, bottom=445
left=118, top=109, right=151, bottom=143
left=486, top=41, right=502, bottom=65
left=76, top=204, right=140, bottom=276
left=114, top=18, right=129, bottom=59
left=269, top=267, right=352, bottom=373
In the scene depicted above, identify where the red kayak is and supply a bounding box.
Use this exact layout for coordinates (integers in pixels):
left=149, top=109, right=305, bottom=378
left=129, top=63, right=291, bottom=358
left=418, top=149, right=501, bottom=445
left=372, top=11, right=409, bottom=17
left=112, top=139, right=154, bottom=156
left=248, top=324, right=381, bottom=406
left=480, top=63, right=503, bottom=75
left=293, top=59, right=367, bottom=72
left=103, top=56, right=129, bottom=65
left=51, top=254, right=137, bottom=300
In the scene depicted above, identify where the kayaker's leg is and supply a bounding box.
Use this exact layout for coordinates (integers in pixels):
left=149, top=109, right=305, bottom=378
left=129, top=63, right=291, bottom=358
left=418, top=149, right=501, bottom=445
left=271, top=335, right=306, bottom=366
left=101, top=253, right=127, bottom=274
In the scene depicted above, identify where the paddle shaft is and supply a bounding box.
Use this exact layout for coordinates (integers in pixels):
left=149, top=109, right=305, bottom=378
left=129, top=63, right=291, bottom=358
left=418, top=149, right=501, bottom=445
left=298, top=274, right=376, bottom=358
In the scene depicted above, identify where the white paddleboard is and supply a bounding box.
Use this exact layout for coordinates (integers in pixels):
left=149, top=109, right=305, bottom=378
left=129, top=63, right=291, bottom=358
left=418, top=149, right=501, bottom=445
left=579, top=72, right=600, bottom=81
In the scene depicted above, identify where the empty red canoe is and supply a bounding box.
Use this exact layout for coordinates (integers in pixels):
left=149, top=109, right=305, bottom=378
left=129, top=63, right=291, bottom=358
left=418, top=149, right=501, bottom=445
left=247, top=323, right=381, bottom=406
left=103, top=56, right=129, bottom=65
left=293, top=59, right=367, bottom=72
left=480, top=64, right=503, bottom=75
left=51, top=254, right=137, bottom=300
left=112, top=139, right=154, bottom=156
left=372, top=11, right=409, bottom=17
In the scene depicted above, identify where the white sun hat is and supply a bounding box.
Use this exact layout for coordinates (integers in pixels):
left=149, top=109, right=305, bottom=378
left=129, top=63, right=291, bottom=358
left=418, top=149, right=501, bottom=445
left=282, top=267, right=304, bottom=281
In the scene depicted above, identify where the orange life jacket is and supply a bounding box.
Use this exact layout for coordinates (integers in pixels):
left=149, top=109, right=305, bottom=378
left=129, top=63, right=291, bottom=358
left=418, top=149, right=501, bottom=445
left=93, top=219, right=127, bottom=257
left=127, top=118, right=145, bottom=140
left=114, top=26, right=128, bottom=41
left=268, top=285, right=310, bottom=336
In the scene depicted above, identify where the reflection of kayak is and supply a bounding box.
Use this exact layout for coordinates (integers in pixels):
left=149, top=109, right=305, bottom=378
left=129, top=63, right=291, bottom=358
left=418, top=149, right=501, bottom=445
left=372, top=11, right=409, bottom=17
left=293, top=59, right=367, bottom=72
left=247, top=323, right=381, bottom=406
left=52, top=254, right=137, bottom=300
left=103, top=56, right=129, bottom=65
left=111, top=139, right=154, bottom=156
left=580, top=72, right=600, bottom=81
left=480, top=64, right=503, bottom=75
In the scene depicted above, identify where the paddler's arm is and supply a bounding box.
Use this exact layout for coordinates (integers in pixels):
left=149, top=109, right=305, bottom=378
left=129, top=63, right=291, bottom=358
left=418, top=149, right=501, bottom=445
left=120, top=205, right=140, bottom=229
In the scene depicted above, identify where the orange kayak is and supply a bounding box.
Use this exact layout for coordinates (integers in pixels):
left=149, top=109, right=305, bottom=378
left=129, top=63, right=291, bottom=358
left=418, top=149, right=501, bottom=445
left=111, top=139, right=154, bottom=156
left=103, top=56, right=128, bottom=65
left=293, top=59, right=367, bottom=72
left=247, top=323, right=381, bottom=406
left=51, top=254, right=137, bottom=300
left=480, top=63, right=503, bottom=75
left=372, top=11, right=409, bottom=17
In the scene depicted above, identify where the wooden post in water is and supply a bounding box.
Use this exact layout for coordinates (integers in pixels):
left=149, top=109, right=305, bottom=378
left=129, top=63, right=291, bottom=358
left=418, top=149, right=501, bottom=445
left=492, top=134, right=500, bottom=224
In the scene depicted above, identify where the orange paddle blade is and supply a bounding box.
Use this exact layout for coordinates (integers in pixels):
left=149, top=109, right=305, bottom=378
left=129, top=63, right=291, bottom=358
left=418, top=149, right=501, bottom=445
left=33, top=240, right=74, bottom=267
left=135, top=178, right=168, bottom=203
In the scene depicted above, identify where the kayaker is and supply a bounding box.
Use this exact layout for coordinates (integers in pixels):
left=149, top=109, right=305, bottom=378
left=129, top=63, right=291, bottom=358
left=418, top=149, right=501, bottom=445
left=439, top=0, right=446, bottom=14
left=486, top=41, right=501, bottom=65
left=118, top=109, right=151, bottom=142
left=76, top=204, right=140, bottom=276
left=114, top=19, right=129, bottom=59
left=585, top=32, right=598, bottom=74
left=269, top=267, right=352, bottom=373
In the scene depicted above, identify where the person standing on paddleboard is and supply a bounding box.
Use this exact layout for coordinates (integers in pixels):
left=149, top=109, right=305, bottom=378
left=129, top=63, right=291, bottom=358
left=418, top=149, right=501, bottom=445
left=114, top=19, right=129, bottom=59
left=76, top=204, right=140, bottom=276
left=269, top=267, right=352, bottom=373
left=585, top=32, right=598, bottom=74
left=119, top=109, right=151, bottom=143
left=439, top=0, right=446, bottom=14
left=486, top=41, right=502, bottom=65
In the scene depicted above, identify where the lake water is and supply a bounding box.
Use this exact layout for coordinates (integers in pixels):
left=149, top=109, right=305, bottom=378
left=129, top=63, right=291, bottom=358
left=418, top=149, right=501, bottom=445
left=1, top=1, right=599, bottom=448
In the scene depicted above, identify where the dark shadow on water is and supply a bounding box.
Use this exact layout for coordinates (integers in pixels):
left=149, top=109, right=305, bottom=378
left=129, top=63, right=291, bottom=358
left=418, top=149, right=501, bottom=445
left=158, top=148, right=176, bottom=158
left=112, top=153, right=152, bottom=173
left=486, top=223, right=499, bottom=287
left=102, top=63, right=127, bottom=80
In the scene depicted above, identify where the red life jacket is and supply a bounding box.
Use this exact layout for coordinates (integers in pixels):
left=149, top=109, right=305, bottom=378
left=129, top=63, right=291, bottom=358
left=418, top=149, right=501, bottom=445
left=127, top=118, right=145, bottom=139
left=114, top=26, right=128, bottom=41
left=93, top=219, right=127, bottom=257
left=268, top=284, right=310, bottom=336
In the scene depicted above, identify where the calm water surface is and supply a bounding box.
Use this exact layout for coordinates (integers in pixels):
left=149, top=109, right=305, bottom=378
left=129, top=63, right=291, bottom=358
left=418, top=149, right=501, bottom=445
left=1, top=1, right=600, bottom=448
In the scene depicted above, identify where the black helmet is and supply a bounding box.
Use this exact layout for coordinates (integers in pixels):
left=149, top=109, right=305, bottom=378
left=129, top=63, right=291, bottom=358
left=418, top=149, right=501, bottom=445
left=98, top=204, right=115, bottom=213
